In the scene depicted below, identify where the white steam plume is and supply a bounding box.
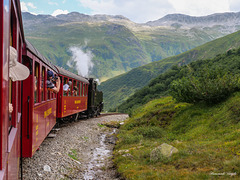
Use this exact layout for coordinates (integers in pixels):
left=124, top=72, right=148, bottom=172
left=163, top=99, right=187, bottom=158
left=95, top=79, right=101, bottom=85
left=67, top=46, right=94, bottom=77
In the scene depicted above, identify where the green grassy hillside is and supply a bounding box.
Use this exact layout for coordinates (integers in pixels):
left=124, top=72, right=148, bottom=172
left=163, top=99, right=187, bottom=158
left=99, top=30, right=240, bottom=111
left=114, top=95, right=240, bottom=179
left=117, top=46, right=240, bottom=113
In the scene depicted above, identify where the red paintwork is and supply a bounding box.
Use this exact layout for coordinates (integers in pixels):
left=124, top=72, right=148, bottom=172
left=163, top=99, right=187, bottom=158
left=56, top=74, right=89, bottom=119
left=22, top=100, right=56, bottom=157
left=21, top=48, right=58, bottom=157
left=60, top=96, right=88, bottom=118
left=0, top=0, right=25, bottom=179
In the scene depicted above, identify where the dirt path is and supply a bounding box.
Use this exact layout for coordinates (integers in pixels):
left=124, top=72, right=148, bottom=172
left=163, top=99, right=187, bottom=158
left=21, top=114, right=128, bottom=180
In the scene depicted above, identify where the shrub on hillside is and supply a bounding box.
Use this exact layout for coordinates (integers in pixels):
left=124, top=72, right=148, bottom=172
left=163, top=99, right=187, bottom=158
left=170, top=67, right=240, bottom=104
left=134, top=126, right=164, bottom=138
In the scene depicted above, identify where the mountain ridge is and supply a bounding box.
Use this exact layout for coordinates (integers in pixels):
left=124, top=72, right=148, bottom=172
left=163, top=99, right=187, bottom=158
left=22, top=11, right=240, bottom=82
left=146, top=12, right=240, bottom=27
left=23, top=11, right=240, bottom=30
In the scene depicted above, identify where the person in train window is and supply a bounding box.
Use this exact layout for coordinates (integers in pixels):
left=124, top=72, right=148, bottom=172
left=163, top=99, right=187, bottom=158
left=9, top=46, right=30, bottom=112
left=63, top=81, right=72, bottom=94
left=72, top=86, right=78, bottom=96
left=47, top=70, right=60, bottom=93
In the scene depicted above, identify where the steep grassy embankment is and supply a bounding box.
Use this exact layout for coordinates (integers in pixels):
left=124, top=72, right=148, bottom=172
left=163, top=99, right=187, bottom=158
left=114, top=95, right=240, bottom=179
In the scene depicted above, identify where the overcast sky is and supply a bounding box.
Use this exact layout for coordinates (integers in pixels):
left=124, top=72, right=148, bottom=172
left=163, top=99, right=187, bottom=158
left=21, top=0, right=240, bottom=23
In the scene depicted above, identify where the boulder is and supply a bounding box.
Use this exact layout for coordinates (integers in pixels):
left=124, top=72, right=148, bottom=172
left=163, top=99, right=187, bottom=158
left=150, top=143, right=178, bottom=162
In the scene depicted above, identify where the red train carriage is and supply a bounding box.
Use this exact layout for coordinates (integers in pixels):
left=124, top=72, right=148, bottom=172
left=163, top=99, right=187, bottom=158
left=21, top=40, right=59, bottom=157
left=56, top=66, right=89, bottom=121
left=0, top=0, right=26, bottom=179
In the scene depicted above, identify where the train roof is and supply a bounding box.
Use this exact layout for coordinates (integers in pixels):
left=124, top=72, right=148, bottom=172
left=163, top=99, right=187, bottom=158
left=55, top=66, right=89, bottom=83
left=25, top=40, right=58, bottom=72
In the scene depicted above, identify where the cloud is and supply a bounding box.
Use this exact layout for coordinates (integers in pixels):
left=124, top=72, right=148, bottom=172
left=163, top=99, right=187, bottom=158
left=21, top=2, right=36, bottom=12
left=79, top=0, right=172, bottom=22
left=229, top=0, right=240, bottom=12
left=27, top=2, right=37, bottom=9
left=21, top=2, right=28, bottom=12
left=168, top=0, right=230, bottom=16
left=48, top=1, right=59, bottom=6
left=52, top=9, right=69, bottom=16
left=79, top=0, right=174, bottom=23
left=78, top=0, right=236, bottom=23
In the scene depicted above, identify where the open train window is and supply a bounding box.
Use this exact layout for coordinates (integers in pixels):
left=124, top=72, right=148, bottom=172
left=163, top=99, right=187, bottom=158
left=34, top=62, right=39, bottom=103
left=73, top=80, right=78, bottom=96
left=42, top=66, right=46, bottom=101
left=63, top=77, right=68, bottom=96
left=80, top=82, right=82, bottom=97
left=82, top=83, right=85, bottom=97
left=77, top=81, right=80, bottom=96
left=69, top=79, right=72, bottom=96
left=85, top=84, right=88, bottom=96
left=9, top=6, right=17, bottom=132
left=10, top=4, right=17, bottom=47
left=47, top=69, right=52, bottom=100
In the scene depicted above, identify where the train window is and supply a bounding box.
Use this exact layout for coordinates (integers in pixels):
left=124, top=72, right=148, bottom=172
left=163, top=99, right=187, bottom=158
left=9, top=22, right=16, bottom=131
left=34, top=62, right=40, bottom=103
left=73, top=80, right=78, bottom=96
left=42, top=67, right=46, bottom=101
left=47, top=75, right=52, bottom=100
left=69, top=79, right=72, bottom=96
left=82, top=83, right=85, bottom=97
left=47, top=69, right=52, bottom=100
left=63, top=77, right=68, bottom=96
left=85, top=84, right=88, bottom=96
left=77, top=81, right=80, bottom=96
left=10, top=6, right=17, bottom=47
left=80, top=82, right=82, bottom=97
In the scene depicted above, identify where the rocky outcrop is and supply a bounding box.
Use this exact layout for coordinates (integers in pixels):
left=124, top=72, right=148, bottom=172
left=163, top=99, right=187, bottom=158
left=150, top=143, right=178, bottom=162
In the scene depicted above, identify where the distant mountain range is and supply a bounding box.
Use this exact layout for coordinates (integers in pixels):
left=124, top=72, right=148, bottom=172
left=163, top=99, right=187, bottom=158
left=147, top=12, right=240, bottom=28
left=22, top=11, right=240, bottom=81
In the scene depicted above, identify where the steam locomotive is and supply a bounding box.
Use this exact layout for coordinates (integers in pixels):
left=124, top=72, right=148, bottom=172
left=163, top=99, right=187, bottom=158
left=0, top=0, right=103, bottom=179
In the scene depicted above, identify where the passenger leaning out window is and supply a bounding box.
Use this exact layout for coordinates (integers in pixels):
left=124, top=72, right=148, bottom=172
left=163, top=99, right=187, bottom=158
left=47, top=70, right=60, bottom=93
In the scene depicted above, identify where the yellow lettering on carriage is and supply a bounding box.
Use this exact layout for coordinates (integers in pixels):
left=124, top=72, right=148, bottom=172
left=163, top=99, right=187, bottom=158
left=44, top=108, right=52, bottom=118
left=36, top=125, right=38, bottom=130
left=75, top=100, right=81, bottom=104
left=47, top=121, right=49, bottom=127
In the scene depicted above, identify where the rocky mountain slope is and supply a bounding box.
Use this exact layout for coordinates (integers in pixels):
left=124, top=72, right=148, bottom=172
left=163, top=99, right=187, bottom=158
left=146, top=12, right=240, bottom=32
